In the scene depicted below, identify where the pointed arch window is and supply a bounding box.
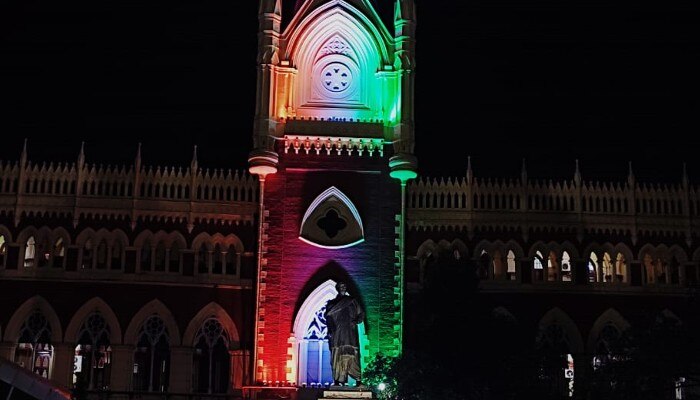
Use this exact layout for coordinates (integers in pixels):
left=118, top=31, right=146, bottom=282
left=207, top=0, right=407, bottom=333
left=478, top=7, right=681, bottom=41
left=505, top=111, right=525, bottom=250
left=588, top=252, right=599, bottom=283
left=547, top=251, right=559, bottom=282
left=533, top=251, right=545, bottom=282
left=24, top=236, right=36, bottom=267
left=193, top=318, right=230, bottom=393
left=225, top=245, right=238, bottom=276
left=169, top=242, right=181, bottom=273
left=562, top=251, right=572, bottom=282
left=15, top=310, right=54, bottom=379
left=615, top=253, right=628, bottom=283
left=133, top=316, right=170, bottom=392
left=478, top=250, right=491, bottom=280
left=299, top=187, right=364, bottom=249
left=111, top=240, right=123, bottom=270
left=0, top=234, right=7, bottom=267
left=96, top=240, right=108, bottom=269
left=154, top=241, right=166, bottom=272
left=197, top=243, right=209, bottom=274
left=506, top=250, right=517, bottom=280
left=141, top=240, right=152, bottom=271
left=82, top=239, right=94, bottom=269
left=38, top=238, right=50, bottom=268
left=602, top=253, right=613, bottom=282
left=212, top=244, right=223, bottom=274
left=53, top=238, right=65, bottom=268
left=73, top=312, right=112, bottom=390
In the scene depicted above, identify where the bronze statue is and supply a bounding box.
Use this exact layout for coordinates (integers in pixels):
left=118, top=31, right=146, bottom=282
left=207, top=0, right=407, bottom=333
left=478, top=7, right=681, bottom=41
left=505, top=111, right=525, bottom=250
left=324, top=281, right=364, bottom=385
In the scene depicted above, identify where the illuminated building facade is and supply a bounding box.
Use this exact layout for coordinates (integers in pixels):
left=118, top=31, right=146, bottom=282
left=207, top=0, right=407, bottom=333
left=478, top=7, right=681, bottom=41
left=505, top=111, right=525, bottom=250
left=0, top=0, right=698, bottom=399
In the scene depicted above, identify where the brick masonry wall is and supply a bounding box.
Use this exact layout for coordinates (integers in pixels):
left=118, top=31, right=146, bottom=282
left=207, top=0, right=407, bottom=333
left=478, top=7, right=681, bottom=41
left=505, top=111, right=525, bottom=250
left=256, top=146, right=401, bottom=382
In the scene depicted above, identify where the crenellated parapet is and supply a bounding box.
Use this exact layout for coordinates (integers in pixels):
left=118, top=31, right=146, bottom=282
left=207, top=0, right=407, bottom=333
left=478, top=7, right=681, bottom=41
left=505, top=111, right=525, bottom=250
left=0, top=152, right=259, bottom=230
left=407, top=171, right=698, bottom=244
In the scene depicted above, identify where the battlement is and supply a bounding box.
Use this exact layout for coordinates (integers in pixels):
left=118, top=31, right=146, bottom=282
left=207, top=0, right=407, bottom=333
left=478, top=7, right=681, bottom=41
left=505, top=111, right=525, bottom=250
left=0, top=147, right=258, bottom=228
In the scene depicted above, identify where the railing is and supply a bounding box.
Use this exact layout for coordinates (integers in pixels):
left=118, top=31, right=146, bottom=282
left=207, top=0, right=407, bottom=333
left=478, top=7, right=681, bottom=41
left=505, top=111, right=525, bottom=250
left=407, top=175, right=697, bottom=239
left=0, top=159, right=258, bottom=227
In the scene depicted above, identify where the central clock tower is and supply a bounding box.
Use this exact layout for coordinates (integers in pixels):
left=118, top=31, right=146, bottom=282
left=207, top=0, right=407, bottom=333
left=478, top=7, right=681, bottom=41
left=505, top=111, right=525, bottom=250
left=247, top=0, right=417, bottom=385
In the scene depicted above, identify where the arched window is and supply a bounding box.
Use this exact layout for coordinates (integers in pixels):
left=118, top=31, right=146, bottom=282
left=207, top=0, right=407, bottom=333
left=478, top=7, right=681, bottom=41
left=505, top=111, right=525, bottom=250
left=111, top=240, right=123, bottom=270
left=225, top=245, right=237, bottom=275
left=562, top=251, right=572, bottom=282
left=212, top=245, right=223, bottom=274
left=0, top=234, right=6, bottom=267
left=73, top=313, right=112, bottom=390
left=193, top=318, right=230, bottom=393
left=642, top=253, right=655, bottom=284
left=169, top=242, right=181, bottom=273
left=492, top=250, right=505, bottom=280
left=96, top=240, right=108, bottom=269
left=478, top=250, right=491, bottom=280
left=141, top=240, right=152, bottom=271
left=537, top=324, right=574, bottom=397
left=38, top=238, right=50, bottom=268
left=133, top=316, right=170, bottom=392
left=82, top=239, right=93, bottom=269
left=547, top=251, right=559, bottom=282
left=154, top=242, right=166, bottom=271
left=24, top=236, right=36, bottom=267
left=15, top=310, right=54, bottom=379
left=53, top=238, right=65, bottom=268
left=588, top=252, right=599, bottom=283
left=197, top=244, right=209, bottom=274
left=593, top=324, right=622, bottom=369
left=669, top=256, right=680, bottom=285
left=533, top=251, right=544, bottom=282
left=506, top=250, right=516, bottom=280
left=615, top=253, right=627, bottom=283
left=602, top=253, right=613, bottom=283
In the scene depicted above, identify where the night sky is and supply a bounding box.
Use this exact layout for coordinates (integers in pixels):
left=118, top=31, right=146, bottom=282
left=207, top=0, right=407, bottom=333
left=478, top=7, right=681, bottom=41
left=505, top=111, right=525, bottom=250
left=1, top=0, right=698, bottom=182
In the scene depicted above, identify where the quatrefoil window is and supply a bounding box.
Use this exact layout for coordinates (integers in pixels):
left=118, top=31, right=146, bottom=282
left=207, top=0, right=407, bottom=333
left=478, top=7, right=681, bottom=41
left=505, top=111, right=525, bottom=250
left=321, top=63, right=352, bottom=93
left=317, top=209, right=347, bottom=239
left=300, top=187, right=364, bottom=249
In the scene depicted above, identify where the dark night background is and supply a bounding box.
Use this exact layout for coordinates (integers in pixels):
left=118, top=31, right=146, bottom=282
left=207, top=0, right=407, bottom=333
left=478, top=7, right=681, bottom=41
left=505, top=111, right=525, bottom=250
left=1, top=0, right=698, bottom=182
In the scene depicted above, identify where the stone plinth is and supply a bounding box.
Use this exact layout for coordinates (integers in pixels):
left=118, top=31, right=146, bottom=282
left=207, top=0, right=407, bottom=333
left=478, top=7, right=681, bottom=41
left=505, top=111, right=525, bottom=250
left=320, top=387, right=373, bottom=399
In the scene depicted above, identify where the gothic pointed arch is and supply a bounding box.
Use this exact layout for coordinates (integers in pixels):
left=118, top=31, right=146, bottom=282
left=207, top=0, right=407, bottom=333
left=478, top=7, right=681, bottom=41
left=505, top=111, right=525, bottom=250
left=124, top=299, right=181, bottom=346
left=284, top=1, right=392, bottom=119
left=183, top=302, right=240, bottom=348
left=4, top=296, right=63, bottom=343
left=587, top=308, right=631, bottom=353
left=65, top=297, right=122, bottom=344
left=292, top=279, right=338, bottom=339
left=300, top=186, right=364, bottom=249
left=536, top=307, right=584, bottom=354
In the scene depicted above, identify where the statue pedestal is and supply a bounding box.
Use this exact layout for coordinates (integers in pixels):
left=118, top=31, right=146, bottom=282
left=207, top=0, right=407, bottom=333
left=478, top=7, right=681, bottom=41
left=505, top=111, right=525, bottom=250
left=320, top=387, right=373, bottom=399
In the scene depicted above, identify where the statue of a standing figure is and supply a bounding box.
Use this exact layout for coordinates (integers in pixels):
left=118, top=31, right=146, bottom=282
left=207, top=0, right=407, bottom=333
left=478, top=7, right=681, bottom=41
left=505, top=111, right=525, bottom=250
left=324, top=281, right=364, bottom=386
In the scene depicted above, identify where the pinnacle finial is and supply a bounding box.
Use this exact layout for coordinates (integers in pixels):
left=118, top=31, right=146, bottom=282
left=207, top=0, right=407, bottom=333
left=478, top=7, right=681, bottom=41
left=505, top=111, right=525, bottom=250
left=574, top=159, right=581, bottom=183
left=627, top=161, right=635, bottom=186
left=20, top=138, right=28, bottom=165
left=78, top=141, right=86, bottom=166
left=191, top=145, right=198, bottom=169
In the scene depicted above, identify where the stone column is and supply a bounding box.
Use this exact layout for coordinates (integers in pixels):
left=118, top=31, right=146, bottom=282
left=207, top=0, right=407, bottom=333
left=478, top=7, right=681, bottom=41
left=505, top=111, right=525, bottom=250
left=0, top=341, right=15, bottom=361
left=572, top=353, right=592, bottom=400
left=169, top=346, right=194, bottom=395
left=52, top=343, right=75, bottom=388
left=109, top=344, right=135, bottom=392
left=230, top=349, right=250, bottom=389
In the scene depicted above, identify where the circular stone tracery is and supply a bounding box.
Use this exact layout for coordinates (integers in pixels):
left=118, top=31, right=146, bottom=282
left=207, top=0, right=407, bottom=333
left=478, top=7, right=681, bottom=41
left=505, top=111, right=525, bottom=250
left=321, top=63, right=352, bottom=93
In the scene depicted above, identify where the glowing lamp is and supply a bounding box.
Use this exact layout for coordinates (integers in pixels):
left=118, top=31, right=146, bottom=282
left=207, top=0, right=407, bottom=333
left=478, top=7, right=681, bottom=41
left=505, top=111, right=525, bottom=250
left=378, top=383, right=386, bottom=391
left=389, top=153, right=418, bottom=183
left=248, top=149, right=279, bottom=178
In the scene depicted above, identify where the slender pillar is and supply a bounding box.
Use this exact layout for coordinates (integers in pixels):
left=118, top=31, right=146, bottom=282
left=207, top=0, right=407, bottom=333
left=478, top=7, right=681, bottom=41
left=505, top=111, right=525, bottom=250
left=169, top=346, right=194, bottom=394
left=51, top=343, right=75, bottom=388
left=110, top=345, right=134, bottom=391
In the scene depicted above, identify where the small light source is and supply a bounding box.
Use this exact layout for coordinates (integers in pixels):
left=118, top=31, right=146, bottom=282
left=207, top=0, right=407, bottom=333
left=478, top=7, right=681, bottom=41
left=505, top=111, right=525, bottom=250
left=378, top=383, right=386, bottom=391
